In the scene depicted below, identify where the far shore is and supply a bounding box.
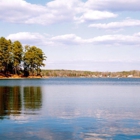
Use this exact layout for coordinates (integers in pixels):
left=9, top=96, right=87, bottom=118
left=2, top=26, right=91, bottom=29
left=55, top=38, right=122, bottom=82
left=0, top=69, right=140, bottom=79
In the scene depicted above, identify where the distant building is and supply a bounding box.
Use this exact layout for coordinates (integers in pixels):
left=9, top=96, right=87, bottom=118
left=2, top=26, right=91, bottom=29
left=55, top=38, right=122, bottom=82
left=127, top=75, right=133, bottom=77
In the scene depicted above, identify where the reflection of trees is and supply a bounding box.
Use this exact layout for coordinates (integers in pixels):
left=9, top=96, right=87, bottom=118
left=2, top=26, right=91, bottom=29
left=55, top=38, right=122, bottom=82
left=0, top=86, right=21, bottom=119
left=0, top=86, right=42, bottom=119
left=24, top=87, right=42, bottom=111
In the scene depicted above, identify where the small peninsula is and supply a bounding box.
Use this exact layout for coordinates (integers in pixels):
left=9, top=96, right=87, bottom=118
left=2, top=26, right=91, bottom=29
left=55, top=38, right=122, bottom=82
left=0, top=37, right=46, bottom=78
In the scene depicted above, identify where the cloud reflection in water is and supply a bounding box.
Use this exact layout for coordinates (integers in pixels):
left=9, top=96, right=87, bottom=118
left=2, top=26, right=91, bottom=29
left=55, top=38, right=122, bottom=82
left=0, top=80, right=140, bottom=139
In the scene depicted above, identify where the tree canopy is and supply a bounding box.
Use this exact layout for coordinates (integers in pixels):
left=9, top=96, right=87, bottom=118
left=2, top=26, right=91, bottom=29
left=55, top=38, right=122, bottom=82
left=0, top=37, right=46, bottom=77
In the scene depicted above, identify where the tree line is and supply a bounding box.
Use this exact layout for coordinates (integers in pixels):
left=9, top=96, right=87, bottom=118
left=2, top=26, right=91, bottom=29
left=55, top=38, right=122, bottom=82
left=0, top=37, right=46, bottom=77
left=41, top=70, right=140, bottom=78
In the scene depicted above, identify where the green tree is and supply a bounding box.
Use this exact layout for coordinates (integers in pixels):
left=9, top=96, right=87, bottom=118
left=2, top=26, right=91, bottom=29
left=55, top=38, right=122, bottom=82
left=23, top=46, right=46, bottom=76
left=12, top=41, right=23, bottom=74
left=0, top=37, right=46, bottom=77
left=0, top=37, right=12, bottom=76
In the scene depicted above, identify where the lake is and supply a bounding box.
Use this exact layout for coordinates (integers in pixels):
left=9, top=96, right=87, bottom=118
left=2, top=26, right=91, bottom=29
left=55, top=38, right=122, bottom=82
left=0, top=78, right=140, bottom=140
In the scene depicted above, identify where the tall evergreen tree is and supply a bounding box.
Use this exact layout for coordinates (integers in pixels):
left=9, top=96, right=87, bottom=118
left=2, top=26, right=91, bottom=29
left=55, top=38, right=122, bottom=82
left=0, top=37, right=12, bottom=75
left=23, top=46, right=46, bottom=76
left=12, top=41, right=23, bottom=74
left=0, top=37, right=46, bottom=77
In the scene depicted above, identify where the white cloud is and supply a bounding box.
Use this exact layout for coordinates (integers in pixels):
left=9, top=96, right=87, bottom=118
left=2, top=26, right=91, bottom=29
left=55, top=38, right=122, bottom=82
left=134, top=32, right=140, bottom=37
left=7, top=32, right=53, bottom=46
left=51, top=34, right=140, bottom=46
left=46, top=0, right=117, bottom=23
left=88, top=34, right=140, bottom=46
left=7, top=32, right=44, bottom=41
left=85, top=0, right=140, bottom=11
left=7, top=32, right=140, bottom=47
left=46, top=0, right=83, bottom=12
left=76, top=10, right=117, bottom=23
left=0, top=0, right=139, bottom=25
left=0, top=0, right=80, bottom=25
left=0, top=0, right=118, bottom=25
left=0, top=0, right=46, bottom=24
left=89, top=18, right=140, bottom=29
left=51, top=34, right=83, bottom=45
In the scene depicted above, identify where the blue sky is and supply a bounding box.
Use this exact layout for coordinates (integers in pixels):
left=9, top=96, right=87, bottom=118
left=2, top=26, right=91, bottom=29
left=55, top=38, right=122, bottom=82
left=0, top=0, right=140, bottom=71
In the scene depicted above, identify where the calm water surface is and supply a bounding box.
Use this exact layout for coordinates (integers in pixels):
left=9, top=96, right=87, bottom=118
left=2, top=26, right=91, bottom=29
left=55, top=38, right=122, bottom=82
left=0, top=78, right=140, bottom=140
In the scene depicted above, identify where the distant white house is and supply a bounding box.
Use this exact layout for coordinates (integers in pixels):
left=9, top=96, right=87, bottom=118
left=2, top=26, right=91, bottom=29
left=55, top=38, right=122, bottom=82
left=127, top=75, right=133, bottom=77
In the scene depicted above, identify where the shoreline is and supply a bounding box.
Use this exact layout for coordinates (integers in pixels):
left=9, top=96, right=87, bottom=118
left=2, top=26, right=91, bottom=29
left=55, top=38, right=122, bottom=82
left=0, top=76, right=140, bottom=79
left=1, top=70, right=140, bottom=79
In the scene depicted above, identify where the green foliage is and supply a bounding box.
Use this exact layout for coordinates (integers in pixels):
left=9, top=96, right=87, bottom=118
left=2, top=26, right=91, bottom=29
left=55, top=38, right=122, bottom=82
left=23, top=46, right=46, bottom=76
left=0, top=37, right=46, bottom=77
left=41, top=70, right=140, bottom=78
left=12, top=41, right=23, bottom=74
left=0, top=37, right=12, bottom=75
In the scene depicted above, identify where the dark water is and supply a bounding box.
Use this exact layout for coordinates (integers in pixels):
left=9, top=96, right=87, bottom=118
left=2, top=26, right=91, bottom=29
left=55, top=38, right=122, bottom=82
left=0, top=78, right=140, bottom=140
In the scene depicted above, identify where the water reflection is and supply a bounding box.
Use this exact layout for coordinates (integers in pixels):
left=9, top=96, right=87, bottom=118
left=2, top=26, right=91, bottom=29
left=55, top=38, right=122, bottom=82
left=0, top=86, right=21, bottom=119
left=1, top=78, right=140, bottom=139
left=24, top=87, right=42, bottom=111
left=0, top=86, right=42, bottom=119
